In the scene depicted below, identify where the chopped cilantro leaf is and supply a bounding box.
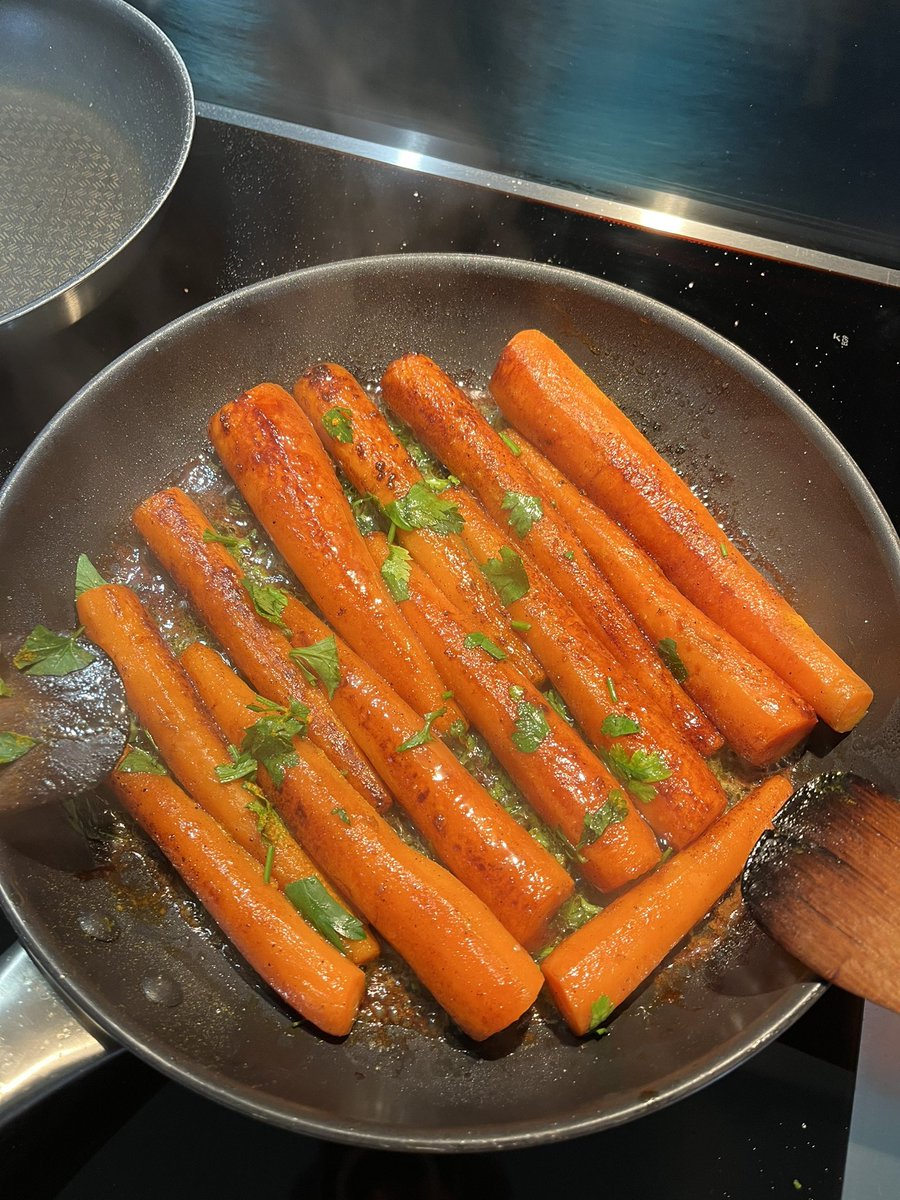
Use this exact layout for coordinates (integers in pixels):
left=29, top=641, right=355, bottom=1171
left=397, top=706, right=446, bottom=752
left=203, top=527, right=254, bottom=555
left=321, top=405, right=354, bottom=443
left=242, top=579, right=290, bottom=633
left=118, top=746, right=167, bottom=775
left=284, top=876, right=366, bottom=951
left=498, top=430, right=522, bottom=456
left=380, top=543, right=412, bottom=601
left=384, top=482, right=464, bottom=535
left=511, top=699, right=550, bottom=753
left=511, top=619, right=531, bottom=633
left=558, top=893, right=603, bottom=933
left=578, top=790, right=628, bottom=848
left=588, top=994, right=614, bottom=1036
left=658, top=637, right=688, bottom=684
left=463, top=631, right=507, bottom=660
left=0, top=731, right=38, bottom=764
left=289, top=635, right=341, bottom=699
left=331, top=807, right=352, bottom=825
left=602, top=745, right=671, bottom=803
left=545, top=687, right=574, bottom=725
left=480, top=546, right=530, bottom=606
left=241, top=700, right=309, bottom=787
left=600, top=714, right=641, bottom=738
left=215, top=744, right=258, bottom=783
left=501, top=490, right=543, bottom=537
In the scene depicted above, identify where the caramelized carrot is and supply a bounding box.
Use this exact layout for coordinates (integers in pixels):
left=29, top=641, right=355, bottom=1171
left=367, top=533, right=661, bottom=890
left=541, top=774, right=793, bottom=1035
left=209, top=384, right=462, bottom=734
left=515, top=436, right=818, bottom=765
left=78, top=584, right=378, bottom=964
left=491, top=330, right=872, bottom=733
left=186, top=637, right=572, bottom=948
left=110, top=767, right=364, bottom=1036
left=293, top=362, right=543, bottom=684
left=185, top=647, right=544, bottom=1041
left=381, top=354, right=720, bottom=755
left=454, top=492, right=727, bottom=848
left=133, top=488, right=390, bottom=812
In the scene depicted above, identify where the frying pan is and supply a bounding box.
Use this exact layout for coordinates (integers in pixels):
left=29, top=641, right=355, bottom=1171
left=1, top=254, right=898, bottom=1149
left=0, top=0, right=193, bottom=338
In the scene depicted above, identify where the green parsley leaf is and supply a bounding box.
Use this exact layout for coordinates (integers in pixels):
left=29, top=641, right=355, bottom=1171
left=463, top=631, right=507, bottom=660
left=511, top=699, right=550, bottom=753
left=720, top=542, right=729, bottom=558
left=118, top=746, right=167, bottom=775
left=603, top=746, right=672, bottom=803
left=242, top=579, right=290, bottom=632
left=545, top=687, right=574, bottom=725
left=203, top=527, right=254, bottom=554
left=423, top=474, right=460, bottom=494
left=447, top=717, right=467, bottom=741
left=558, top=893, right=603, bottom=934
left=321, top=405, right=354, bottom=443
left=534, top=943, right=555, bottom=964
left=289, top=635, right=341, bottom=699
left=588, top=994, right=614, bottom=1036
left=605, top=676, right=619, bottom=704
left=331, top=807, right=352, bottom=825
left=441, top=689, right=454, bottom=700
left=562, top=549, right=575, bottom=561
left=380, top=543, right=412, bottom=602
left=0, top=678, right=11, bottom=698
left=384, top=482, right=464, bottom=535
left=0, top=731, right=38, bottom=764
left=13, top=626, right=96, bottom=677
left=397, top=706, right=446, bottom=752
left=658, top=637, right=689, bottom=684
left=215, top=744, right=258, bottom=783
left=74, top=554, right=106, bottom=600
left=508, top=684, right=525, bottom=701
left=263, top=842, right=275, bottom=884
left=501, top=490, right=543, bottom=537
left=241, top=700, right=309, bottom=787
left=480, top=546, right=530, bottom=606
left=284, top=876, right=366, bottom=951
left=510, top=619, right=531, bottom=633
left=498, top=430, right=522, bottom=456
left=600, top=714, right=641, bottom=738
left=578, top=790, right=629, bottom=848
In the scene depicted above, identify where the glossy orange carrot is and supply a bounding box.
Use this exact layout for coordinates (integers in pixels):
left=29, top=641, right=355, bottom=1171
left=454, top=492, right=727, bottom=848
left=515, top=436, right=818, bottom=765
left=133, top=487, right=390, bottom=812
left=541, top=774, right=793, bottom=1035
left=110, top=767, right=365, bottom=1036
left=78, top=584, right=378, bottom=964
left=293, top=362, right=543, bottom=685
left=381, top=354, right=720, bottom=756
left=491, top=330, right=872, bottom=733
left=367, top=533, right=661, bottom=890
left=209, top=384, right=462, bottom=734
left=185, top=647, right=544, bottom=1041
left=186, top=636, right=572, bottom=948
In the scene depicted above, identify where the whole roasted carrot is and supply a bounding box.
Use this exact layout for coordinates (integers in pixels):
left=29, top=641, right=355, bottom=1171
left=542, top=775, right=793, bottom=1034
left=454, top=492, right=727, bottom=848
left=381, top=354, right=720, bottom=756
left=134, top=488, right=390, bottom=812
left=78, top=584, right=378, bottom=965
left=110, top=766, right=365, bottom=1036
left=491, top=330, right=872, bottom=733
left=209, top=383, right=462, bottom=734
left=185, top=646, right=545, bottom=1041
left=515, top=436, right=818, bottom=765
left=185, top=636, right=572, bottom=947
left=367, top=533, right=661, bottom=890
left=292, top=362, right=543, bottom=685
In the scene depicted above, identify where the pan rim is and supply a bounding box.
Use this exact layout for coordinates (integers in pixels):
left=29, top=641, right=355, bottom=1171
left=1, top=251, right=896, bottom=1148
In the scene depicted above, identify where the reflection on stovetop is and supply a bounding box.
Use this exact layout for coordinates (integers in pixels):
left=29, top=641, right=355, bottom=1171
left=1, top=113, right=895, bottom=1200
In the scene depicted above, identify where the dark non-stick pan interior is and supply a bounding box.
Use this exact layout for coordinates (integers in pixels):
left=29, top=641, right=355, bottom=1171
left=1, top=254, right=898, bottom=1149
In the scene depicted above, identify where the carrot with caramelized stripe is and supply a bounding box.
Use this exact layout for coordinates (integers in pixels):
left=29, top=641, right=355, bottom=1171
left=367, top=533, right=661, bottom=891
left=110, top=767, right=365, bottom=1036
left=293, top=362, right=543, bottom=684
left=77, top=584, right=378, bottom=964
left=184, top=645, right=544, bottom=1042
left=453, top=492, right=726, bottom=848
left=490, top=330, right=872, bottom=733
left=541, top=775, right=793, bottom=1035
left=209, top=384, right=462, bottom=734
left=381, top=354, right=720, bottom=755
left=514, top=436, right=818, bottom=765
left=133, top=487, right=390, bottom=812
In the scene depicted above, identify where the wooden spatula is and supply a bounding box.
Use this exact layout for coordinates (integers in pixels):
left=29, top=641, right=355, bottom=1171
left=742, top=773, right=900, bottom=1013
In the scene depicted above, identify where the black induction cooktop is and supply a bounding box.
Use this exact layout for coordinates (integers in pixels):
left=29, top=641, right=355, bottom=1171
left=1, top=111, right=898, bottom=1200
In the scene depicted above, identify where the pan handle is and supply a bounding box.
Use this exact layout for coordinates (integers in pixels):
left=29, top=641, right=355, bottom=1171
left=0, top=943, right=117, bottom=1126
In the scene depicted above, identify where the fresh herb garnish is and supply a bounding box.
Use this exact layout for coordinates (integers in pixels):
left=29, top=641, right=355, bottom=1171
left=501, top=491, right=543, bottom=537
left=510, top=618, right=531, bottom=633
left=605, top=676, right=619, bottom=704
left=0, top=731, right=38, bottom=764
left=588, top=994, right=614, bottom=1036
left=600, top=714, right=641, bottom=738
left=263, top=843, right=276, bottom=884
left=498, top=430, right=522, bottom=456
left=511, top=699, right=550, bottom=753
left=118, top=746, right=167, bottom=775
left=441, top=689, right=454, bottom=700
left=203, top=527, right=254, bottom=554
left=545, top=687, right=574, bottom=724
left=658, top=637, right=688, bottom=684
left=602, top=746, right=671, bottom=803
left=578, top=790, right=628, bottom=848
left=331, top=807, right=352, bottom=825
left=321, top=405, right=354, bottom=443
left=558, top=893, right=603, bottom=933
left=534, top=943, right=555, bottom=964
left=74, top=554, right=106, bottom=600
left=384, top=482, right=464, bottom=535
left=0, top=678, right=11, bottom=698
left=284, top=876, right=366, bottom=952
left=563, top=549, right=575, bottom=561
left=241, top=700, right=309, bottom=787
left=13, top=626, right=96, bottom=677
left=480, top=546, right=530, bottom=606
left=424, top=474, right=460, bottom=494
left=242, top=579, right=290, bottom=633
left=447, top=717, right=468, bottom=741
left=720, top=542, right=729, bottom=558
left=508, top=684, right=526, bottom=701
left=397, top=706, right=447, bottom=752
left=463, top=631, right=507, bottom=660
left=215, top=744, right=258, bottom=783
left=289, top=635, right=341, bottom=699
left=380, top=543, right=412, bottom=601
